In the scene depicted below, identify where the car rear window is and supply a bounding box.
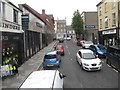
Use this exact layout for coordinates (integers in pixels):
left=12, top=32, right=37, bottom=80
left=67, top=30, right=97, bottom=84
left=44, top=54, right=56, bottom=59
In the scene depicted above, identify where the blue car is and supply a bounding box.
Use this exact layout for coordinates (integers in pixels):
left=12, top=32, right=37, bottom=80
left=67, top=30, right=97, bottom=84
left=89, top=44, right=107, bottom=58
left=43, top=51, right=61, bottom=69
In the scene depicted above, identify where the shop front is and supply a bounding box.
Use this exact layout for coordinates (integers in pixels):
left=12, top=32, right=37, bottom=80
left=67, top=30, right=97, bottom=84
left=2, top=32, right=24, bottom=67
left=98, top=28, right=117, bottom=46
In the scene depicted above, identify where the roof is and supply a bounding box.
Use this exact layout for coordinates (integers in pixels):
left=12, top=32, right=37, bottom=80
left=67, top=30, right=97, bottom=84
left=7, top=1, right=22, bottom=12
left=19, top=4, right=46, bottom=24
left=20, top=70, right=57, bottom=88
left=45, top=51, right=57, bottom=55
left=79, top=49, right=93, bottom=53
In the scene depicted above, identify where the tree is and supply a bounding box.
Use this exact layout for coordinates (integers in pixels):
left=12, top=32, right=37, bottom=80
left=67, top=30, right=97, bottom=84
left=71, top=9, right=83, bottom=39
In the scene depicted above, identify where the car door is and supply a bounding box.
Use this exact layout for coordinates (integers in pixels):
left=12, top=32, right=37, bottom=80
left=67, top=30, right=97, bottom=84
left=77, top=51, right=82, bottom=65
left=53, top=71, right=63, bottom=89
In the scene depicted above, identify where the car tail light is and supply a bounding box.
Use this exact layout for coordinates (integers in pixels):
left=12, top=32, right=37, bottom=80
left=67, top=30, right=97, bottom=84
left=61, top=49, right=64, bottom=52
left=56, top=55, right=58, bottom=60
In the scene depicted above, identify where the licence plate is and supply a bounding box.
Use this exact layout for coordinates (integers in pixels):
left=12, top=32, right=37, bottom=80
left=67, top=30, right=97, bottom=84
left=47, top=64, right=54, bottom=66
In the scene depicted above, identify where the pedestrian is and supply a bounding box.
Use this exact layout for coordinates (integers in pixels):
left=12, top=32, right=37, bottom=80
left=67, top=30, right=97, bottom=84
left=10, top=58, right=19, bottom=76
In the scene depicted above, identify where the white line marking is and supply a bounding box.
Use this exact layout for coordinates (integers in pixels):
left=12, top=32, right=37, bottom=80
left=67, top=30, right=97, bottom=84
left=71, top=58, right=73, bottom=61
left=113, top=69, right=118, bottom=73
left=107, top=64, right=111, bottom=67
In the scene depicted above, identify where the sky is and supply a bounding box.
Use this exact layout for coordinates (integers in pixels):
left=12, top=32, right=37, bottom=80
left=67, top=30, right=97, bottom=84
left=9, top=0, right=101, bottom=25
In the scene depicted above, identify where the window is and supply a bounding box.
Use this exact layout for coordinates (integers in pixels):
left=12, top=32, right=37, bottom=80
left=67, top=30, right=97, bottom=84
left=99, top=7, right=102, bottom=16
left=112, top=13, right=116, bottom=26
left=105, top=16, right=108, bottom=28
left=112, top=0, right=116, bottom=9
left=13, top=9, right=18, bottom=23
left=105, top=2, right=107, bottom=12
left=100, top=19, right=102, bottom=29
left=1, top=2, right=5, bottom=19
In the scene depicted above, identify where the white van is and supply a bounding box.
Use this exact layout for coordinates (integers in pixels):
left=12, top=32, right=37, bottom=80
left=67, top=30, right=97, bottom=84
left=19, top=70, right=66, bottom=89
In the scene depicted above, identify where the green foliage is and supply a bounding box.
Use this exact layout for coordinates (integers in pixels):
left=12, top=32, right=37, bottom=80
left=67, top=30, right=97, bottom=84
left=71, top=9, right=83, bottom=38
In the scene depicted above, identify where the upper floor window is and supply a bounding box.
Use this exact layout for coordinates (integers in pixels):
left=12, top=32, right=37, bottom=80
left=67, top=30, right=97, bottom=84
left=112, top=0, right=116, bottom=9
left=99, top=7, right=102, bottom=16
left=105, top=16, right=108, bottom=28
left=112, top=13, right=116, bottom=26
left=13, top=9, right=18, bottom=23
left=1, top=2, right=5, bottom=19
left=105, top=2, right=108, bottom=13
left=100, top=19, right=102, bottom=29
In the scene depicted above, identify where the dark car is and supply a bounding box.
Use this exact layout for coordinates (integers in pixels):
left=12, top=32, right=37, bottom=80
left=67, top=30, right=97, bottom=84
left=106, top=46, right=120, bottom=72
left=89, top=44, right=107, bottom=58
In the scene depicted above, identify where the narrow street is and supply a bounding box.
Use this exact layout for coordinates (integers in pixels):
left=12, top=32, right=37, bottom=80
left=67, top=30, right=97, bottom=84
left=56, top=39, right=118, bottom=88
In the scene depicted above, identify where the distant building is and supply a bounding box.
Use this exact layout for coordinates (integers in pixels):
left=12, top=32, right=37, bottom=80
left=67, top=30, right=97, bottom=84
left=54, top=19, right=66, bottom=39
left=66, top=25, right=76, bottom=38
left=81, top=11, right=98, bottom=44
left=97, top=0, right=120, bottom=46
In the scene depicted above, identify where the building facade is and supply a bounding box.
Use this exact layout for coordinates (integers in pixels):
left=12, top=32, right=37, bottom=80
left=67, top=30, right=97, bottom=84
left=81, top=11, right=98, bottom=44
left=0, top=0, right=24, bottom=67
left=54, top=19, right=67, bottom=39
left=97, top=0, right=120, bottom=46
left=40, top=9, right=55, bottom=45
left=19, top=4, right=46, bottom=61
left=66, top=25, right=76, bottom=38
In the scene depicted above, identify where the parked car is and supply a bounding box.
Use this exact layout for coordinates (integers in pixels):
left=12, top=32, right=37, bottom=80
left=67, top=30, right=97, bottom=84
left=19, top=70, right=66, bottom=89
left=54, top=44, right=64, bottom=55
left=43, top=51, right=61, bottom=69
left=59, top=38, right=64, bottom=43
left=76, top=49, right=102, bottom=71
left=82, top=41, right=93, bottom=48
left=76, top=39, right=84, bottom=46
left=106, top=46, right=120, bottom=72
left=89, top=44, right=107, bottom=58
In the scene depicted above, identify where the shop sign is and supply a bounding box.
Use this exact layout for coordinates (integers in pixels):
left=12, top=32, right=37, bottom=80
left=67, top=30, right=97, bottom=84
left=0, top=22, right=20, bottom=30
left=1, top=36, right=8, bottom=40
left=85, top=25, right=95, bottom=28
left=102, top=29, right=116, bottom=35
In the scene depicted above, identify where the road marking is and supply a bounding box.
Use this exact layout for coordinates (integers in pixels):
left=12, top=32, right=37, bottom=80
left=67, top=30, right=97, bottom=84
left=107, top=64, right=111, bottom=67
left=113, top=69, right=118, bottom=73
left=71, top=58, right=73, bottom=61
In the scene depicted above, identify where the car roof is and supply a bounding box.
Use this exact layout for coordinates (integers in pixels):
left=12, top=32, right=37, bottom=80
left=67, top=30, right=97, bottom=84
left=45, top=51, right=57, bottom=55
left=78, top=49, right=93, bottom=53
left=20, top=70, right=57, bottom=88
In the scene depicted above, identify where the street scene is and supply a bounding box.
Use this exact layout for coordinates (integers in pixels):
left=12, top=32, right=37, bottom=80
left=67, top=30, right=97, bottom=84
left=0, top=0, right=120, bottom=90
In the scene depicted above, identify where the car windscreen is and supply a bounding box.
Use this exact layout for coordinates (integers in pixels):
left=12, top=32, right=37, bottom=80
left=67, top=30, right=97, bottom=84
left=84, top=41, right=93, bottom=44
left=97, top=45, right=106, bottom=50
left=83, top=53, right=96, bottom=59
left=44, top=54, right=56, bottom=59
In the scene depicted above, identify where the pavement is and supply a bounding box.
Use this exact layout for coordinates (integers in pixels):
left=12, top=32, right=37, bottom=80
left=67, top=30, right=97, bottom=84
left=1, top=41, right=58, bottom=89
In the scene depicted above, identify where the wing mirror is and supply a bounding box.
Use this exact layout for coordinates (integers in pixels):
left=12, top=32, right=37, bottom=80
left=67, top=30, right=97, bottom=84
left=59, top=73, right=67, bottom=79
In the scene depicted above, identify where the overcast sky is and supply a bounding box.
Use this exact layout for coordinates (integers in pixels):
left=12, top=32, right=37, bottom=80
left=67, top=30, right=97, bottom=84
left=9, top=0, right=101, bottom=25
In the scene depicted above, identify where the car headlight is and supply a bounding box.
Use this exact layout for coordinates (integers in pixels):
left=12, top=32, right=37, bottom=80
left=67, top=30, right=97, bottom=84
left=83, top=63, right=89, bottom=66
left=98, top=51, right=103, bottom=54
left=99, top=62, right=102, bottom=65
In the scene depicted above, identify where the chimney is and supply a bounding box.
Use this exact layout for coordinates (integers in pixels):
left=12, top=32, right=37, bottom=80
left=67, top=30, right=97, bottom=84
left=42, top=9, right=45, bottom=14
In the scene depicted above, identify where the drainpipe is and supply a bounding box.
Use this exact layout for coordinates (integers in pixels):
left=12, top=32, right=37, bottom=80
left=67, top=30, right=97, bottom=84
left=118, top=0, right=120, bottom=46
